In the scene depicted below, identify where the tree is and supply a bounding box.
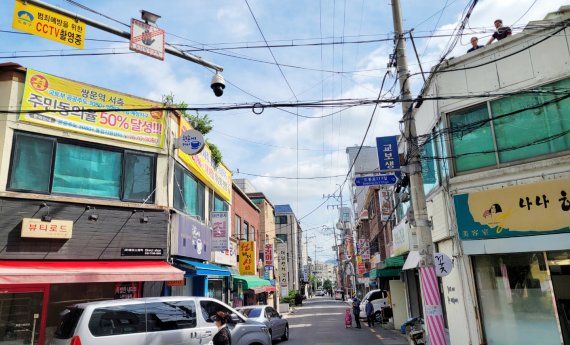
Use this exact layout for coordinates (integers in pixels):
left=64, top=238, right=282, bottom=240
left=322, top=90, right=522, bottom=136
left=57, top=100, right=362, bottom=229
left=323, top=279, right=333, bottom=292
left=162, top=93, right=222, bottom=166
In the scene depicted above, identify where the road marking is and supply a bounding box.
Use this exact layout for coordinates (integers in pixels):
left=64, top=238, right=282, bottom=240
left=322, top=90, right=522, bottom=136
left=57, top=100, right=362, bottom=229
left=289, top=323, right=312, bottom=328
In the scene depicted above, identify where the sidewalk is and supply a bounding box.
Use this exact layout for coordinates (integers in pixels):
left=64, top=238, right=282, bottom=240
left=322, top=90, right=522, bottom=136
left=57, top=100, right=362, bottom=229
left=344, top=299, right=408, bottom=345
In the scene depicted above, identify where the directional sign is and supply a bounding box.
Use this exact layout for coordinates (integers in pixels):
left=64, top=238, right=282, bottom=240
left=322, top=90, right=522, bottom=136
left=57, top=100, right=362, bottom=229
left=354, top=175, right=397, bottom=186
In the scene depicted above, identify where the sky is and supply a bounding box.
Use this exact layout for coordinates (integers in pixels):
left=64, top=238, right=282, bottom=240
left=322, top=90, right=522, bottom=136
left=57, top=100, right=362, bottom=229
left=1, top=0, right=567, bottom=261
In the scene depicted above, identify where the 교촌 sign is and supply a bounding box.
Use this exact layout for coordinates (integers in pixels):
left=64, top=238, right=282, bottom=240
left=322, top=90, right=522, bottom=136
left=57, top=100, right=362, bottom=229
left=12, top=0, right=86, bottom=49
left=21, top=218, right=73, bottom=239
left=179, top=129, right=205, bottom=155
left=130, top=18, right=165, bottom=60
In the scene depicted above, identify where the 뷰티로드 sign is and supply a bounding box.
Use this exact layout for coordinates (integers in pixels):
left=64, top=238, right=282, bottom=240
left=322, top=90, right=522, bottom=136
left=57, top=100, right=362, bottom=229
left=21, top=218, right=73, bottom=239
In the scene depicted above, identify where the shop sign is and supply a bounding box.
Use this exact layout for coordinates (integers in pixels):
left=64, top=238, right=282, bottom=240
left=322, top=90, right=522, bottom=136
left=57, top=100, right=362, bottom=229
left=238, top=241, right=256, bottom=275
left=392, top=221, right=417, bottom=256
left=358, top=239, right=370, bottom=260
left=120, top=248, right=163, bottom=256
left=167, top=280, right=185, bottom=287
left=434, top=252, right=452, bottom=277
left=264, top=243, right=274, bottom=266
left=380, top=190, right=392, bottom=221
left=21, top=218, right=72, bottom=239
left=114, top=282, right=141, bottom=299
left=129, top=18, right=165, bottom=60
left=172, top=213, right=211, bottom=261
left=454, top=178, right=570, bottom=240
left=12, top=0, right=86, bottom=49
left=212, top=242, right=237, bottom=266
left=178, top=116, right=232, bottom=202
left=211, top=211, right=230, bottom=251
left=276, top=242, right=288, bottom=288
left=20, top=69, right=165, bottom=148
left=263, top=266, right=271, bottom=280
left=179, top=129, right=205, bottom=156
left=376, top=135, right=400, bottom=174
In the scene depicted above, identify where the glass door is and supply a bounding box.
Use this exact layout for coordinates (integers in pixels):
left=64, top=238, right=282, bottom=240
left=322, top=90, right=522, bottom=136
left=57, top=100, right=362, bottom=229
left=0, top=287, right=46, bottom=345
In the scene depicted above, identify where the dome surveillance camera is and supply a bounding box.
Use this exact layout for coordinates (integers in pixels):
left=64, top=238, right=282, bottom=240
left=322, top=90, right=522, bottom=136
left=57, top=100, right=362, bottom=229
left=211, top=73, right=225, bottom=97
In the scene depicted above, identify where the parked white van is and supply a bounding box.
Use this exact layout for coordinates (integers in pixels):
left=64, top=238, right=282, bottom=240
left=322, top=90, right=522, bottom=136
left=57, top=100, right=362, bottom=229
left=358, top=289, right=389, bottom=321
left=51, top=296, right=271, bottom=345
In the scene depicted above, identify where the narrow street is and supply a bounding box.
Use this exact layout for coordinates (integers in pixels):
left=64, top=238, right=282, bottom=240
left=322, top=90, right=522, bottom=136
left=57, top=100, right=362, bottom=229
left=282, top=296, right=408, bottom=345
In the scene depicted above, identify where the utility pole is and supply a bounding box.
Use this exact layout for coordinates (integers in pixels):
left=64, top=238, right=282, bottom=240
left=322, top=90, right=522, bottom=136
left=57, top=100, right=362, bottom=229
left=391, top=0, right=447, bottom=344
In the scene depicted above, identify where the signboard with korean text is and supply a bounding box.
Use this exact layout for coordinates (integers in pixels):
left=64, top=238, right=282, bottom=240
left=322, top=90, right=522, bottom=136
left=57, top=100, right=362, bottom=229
left=211, top=211, right=230, bottom=251
left=212, top=242, right=237, bottom=266
left=433, top=253, right=452, bottom=277
left=380, top=190, right=392, bottom=221
left=21, top=218, right=72, bottom=239
left=358, top=239, right=370, bottom=260
left=171, top=213, right=211, bottom=261
left=376, top=135, right=400, bottom=174
left=20, top=69, right=165, bottom=148
left=178, top=116, right=232, bottom=202
left=114, top=282, right=141, bottom=299
left=238, top=241, right=257, bottom=275
left=276, top=242, right=288, bottom=288
left=264, top=243, right=274, bottom=266
left=130, top=18, right=165, bottom=60
left=392, top=222, right=417, bottom=256
left=354, top=175, right=397, bottom=186
left=12, top=0, right=86, bottom=49
left=454, top=178, right=570, bottom=240
left=121, top=248, right=163, bottom=256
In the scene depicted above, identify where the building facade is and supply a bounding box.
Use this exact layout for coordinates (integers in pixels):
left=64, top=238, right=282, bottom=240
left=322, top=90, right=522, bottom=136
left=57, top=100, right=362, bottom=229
left=274, top=204, right=301, bottom=295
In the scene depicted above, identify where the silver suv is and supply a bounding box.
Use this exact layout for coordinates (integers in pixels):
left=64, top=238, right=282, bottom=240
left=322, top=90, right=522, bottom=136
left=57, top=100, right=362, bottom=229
left=51, top=297, right=271, bottom=345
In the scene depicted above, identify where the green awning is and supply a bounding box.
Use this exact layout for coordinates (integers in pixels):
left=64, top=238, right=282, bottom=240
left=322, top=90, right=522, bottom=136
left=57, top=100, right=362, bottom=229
left=376, top=268, right=402, bottom=278
left=232, top=275, right=271, bottom=289
left=369, top=269, right=378, bottom=279
left=383, top=255, right=405, bottom=268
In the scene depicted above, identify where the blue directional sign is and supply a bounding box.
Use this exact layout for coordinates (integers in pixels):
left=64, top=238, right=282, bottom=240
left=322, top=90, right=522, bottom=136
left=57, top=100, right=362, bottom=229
left=376, top=136, right=400, bottom=177
left=354, top=175, right=397, bottom=186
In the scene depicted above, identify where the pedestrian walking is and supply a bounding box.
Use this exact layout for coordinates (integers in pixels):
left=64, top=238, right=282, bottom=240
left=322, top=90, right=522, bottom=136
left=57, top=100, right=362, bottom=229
left=365, top=300, right=375, bottom=327
left=352, top=296, right=361, bottom=329
left=209, top=311, right=232, bottom=345
left=344, top=308, right=352, bottom=328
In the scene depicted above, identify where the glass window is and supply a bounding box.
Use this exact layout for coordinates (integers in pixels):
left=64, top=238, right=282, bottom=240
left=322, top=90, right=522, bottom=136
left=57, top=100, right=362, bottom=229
left=435, top=121, right=449, bottom=180
left=491, top=85, right=570, bottom=163
left=212, top=193, right=229, bottom=212
left=146, top=301, right=197, bottom=331
left=54, top=308, right=83, bottom=339
left=275, top=216, right=288, bottom=224
left=244, top=222, right=249, bottom=241
left=123, top=151, right=154, bottom=202
left=235, top=215, right=241, bottom=238
left=421, top=134, right=440, bottom=195
left=251, top=226, right=256, bottom=241
left=473, top=253, right=560, bottom=345
left=449, top=104, right=497, bottom=173
left=8, top=133, right=54, bottom=192
left=199, top=300, right=242, bottom=323
left=276, top=234, right=287, bottom=242
left=88, top=304, right=147, bottom=336
left=174, top=163, right=205, bottom=220
left=240, top=308, right=262, bottom=318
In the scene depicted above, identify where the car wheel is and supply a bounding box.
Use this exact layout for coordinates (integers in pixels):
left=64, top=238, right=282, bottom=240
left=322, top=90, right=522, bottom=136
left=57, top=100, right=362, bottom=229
left=374, top=311, right=383, bottom=322
left=281, top=324, right=289, bottom=341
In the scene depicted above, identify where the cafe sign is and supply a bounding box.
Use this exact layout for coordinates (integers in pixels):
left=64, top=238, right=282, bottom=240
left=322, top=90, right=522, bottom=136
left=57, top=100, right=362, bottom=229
left=21, top=218, right=73, bottom=239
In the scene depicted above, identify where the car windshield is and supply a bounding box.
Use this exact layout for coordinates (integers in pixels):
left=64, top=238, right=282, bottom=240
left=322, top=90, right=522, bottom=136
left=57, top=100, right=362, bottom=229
left=239, top=308, right=263, bottom=318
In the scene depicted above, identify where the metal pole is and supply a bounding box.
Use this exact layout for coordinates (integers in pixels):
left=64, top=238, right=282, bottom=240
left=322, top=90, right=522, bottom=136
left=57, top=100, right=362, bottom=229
left=390, top=0, right=447, bottom=344
left=25, top=0, right=223, bottom=71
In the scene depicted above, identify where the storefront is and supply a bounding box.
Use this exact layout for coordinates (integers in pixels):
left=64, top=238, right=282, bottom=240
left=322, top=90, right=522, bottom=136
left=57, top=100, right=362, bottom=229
left=232, top=275, right=275, bottom=307
left=455, top=178, right=570, bottom=345
left=173, top=259, right=231, bottom=303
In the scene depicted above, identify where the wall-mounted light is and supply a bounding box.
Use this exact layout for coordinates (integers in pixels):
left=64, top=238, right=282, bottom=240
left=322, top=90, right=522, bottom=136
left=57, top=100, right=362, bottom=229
left=140, top=216, right=149, bottom=224
left=88, top=214, right=99, bottom=221
left=41, top=215, right=52, bottom=222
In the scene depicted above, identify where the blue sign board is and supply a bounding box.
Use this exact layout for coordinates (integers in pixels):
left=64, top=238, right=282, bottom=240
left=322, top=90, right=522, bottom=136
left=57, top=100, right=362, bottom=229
left=376, top=136, right=400, bottom=173
left=355, top=175, right=397, bottom=186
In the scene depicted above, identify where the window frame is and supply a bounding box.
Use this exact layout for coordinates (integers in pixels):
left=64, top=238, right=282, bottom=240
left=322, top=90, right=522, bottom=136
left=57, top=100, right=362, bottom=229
left=7, top=131, right=156, bottom=203
left=173, top=162, right=206, bottom=220
left=235, top=215, right=242, bottom=239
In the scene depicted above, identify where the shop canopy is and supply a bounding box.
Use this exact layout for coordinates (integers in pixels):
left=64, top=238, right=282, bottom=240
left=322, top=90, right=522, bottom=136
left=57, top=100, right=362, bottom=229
left=0, top=260, right=184, bottom=284
left=249, top=286, right=276, bottom=294
left=402, top=251, right=421, bottom=270
left=175, top=259, right=231, bottom=277
left=370, top=255, right=405, bottom=279
left=233, top=275, right=272, bottom=290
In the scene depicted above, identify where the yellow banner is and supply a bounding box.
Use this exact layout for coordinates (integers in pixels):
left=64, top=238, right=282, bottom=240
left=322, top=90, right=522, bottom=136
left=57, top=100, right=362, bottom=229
left=178, top=116, right=232, bottom=202
left=20, top=69, right=165, bottom=148
left=13, top=0, right=86, bottom=49
left=239, top=241, right=257, bottom=275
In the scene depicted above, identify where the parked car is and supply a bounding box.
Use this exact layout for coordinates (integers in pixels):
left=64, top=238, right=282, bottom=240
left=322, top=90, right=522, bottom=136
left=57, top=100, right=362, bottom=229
left=51, top=296, right=271, bottom=345
left=315, top=289, right=325, bottom=296
left=236, top=305, right=289, bottom=342
left=358, top=289, right=389, bottom=321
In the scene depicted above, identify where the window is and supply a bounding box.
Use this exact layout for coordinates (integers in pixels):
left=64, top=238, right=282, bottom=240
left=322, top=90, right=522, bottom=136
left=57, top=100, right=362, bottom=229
left=54, top=308, right=83, bottom=339
left=240, top=308, right=262, bottom=318
left=235, top=215, right=242, bottom=238
left=8, top=132, right=155, bottom=202
left=276, top=234, right=287, bottom=242
left=244, top=222, right=249, bottom=241
left=275, top=215, right=288, bottom=224
left=199, top=300, right=243, bottom=323
left=251, top=226, right=256, bottom=241
left=146, top=301, right=197, bottom=331
left=88, top=304, right=146, bottom=336
left=210, top=190, right=229, bottom=212
left=174, top=163, right=205, bottom=219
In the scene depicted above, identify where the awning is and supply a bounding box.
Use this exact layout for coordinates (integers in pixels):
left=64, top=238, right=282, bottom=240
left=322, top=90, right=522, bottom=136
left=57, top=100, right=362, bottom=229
left=175, top=259, right=231, bottom=277
left=376, top=268, right=402, bottom=277
left=383, top=255, right=405, bottom=268
left=0, top=261, right=184, bottom=285
left=248, top=285, right=276, bottom=294
left=233, top=275, right=271, bottom=289
left=402, top=251, right=421, bottom=270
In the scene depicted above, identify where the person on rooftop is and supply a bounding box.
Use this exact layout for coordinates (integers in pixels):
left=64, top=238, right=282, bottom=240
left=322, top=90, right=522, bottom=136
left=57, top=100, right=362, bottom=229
left=467, top=36, right=483, bottom=53
left=486, top=19, right=512, bottom=45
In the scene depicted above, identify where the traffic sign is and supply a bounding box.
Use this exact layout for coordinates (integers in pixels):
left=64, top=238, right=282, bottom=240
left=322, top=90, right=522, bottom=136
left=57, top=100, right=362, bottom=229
left=130, top=18, right=165, bottom=60
left=354, top=175, right=397, bottom=186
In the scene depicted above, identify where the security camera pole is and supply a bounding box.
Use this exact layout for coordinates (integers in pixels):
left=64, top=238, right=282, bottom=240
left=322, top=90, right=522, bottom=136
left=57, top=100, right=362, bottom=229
left=24, top=0, right=223, bottom=72
left=391, top=0, right=447, bottom=344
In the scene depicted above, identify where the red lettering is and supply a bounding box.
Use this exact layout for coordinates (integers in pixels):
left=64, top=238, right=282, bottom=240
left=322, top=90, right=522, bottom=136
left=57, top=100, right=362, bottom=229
left=53, top=27, right=60, bottom=37
left=43, top=24, right=49, bottom=34
left=36, top=22, right=42, bottom=32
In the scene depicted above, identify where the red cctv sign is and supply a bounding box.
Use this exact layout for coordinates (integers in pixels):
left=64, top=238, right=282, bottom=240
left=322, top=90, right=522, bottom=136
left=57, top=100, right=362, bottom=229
left=130, top=18, right=165, bottom=60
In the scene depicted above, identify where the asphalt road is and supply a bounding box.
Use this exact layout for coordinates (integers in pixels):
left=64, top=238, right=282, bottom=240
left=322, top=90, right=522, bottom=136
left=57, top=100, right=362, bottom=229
left=280, top=296, right=409, bottom=345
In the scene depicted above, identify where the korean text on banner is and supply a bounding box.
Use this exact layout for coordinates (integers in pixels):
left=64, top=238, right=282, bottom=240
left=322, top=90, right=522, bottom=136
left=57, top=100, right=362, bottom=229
left=19, top=69, right=165, bottom=148
left=454, top=178, right=570, bottom=240
left=178, top=116, right=232, bottom=202
left=264, top=244, right=274, bottom=266
left=238, top=241, right=257, bottom=275
left=13, top=0, right=86, bottom=49
left=211, top=211, right=230, bottom=251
